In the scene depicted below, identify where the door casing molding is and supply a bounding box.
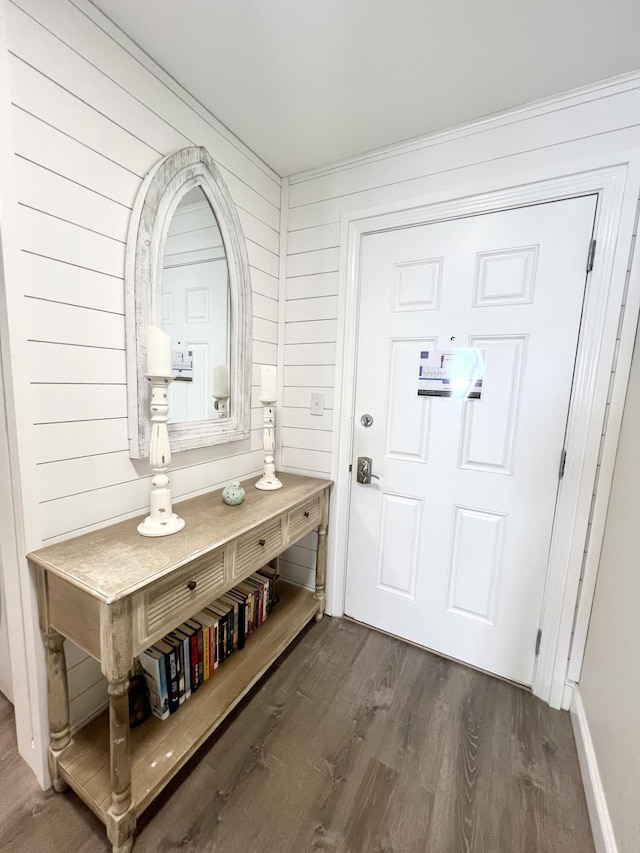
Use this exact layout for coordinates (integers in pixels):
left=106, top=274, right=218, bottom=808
left=327, top=158, right=640, bottom=708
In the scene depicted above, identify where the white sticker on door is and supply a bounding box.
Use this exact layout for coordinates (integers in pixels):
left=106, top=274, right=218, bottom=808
left=417, top=348, right=485, bottom=399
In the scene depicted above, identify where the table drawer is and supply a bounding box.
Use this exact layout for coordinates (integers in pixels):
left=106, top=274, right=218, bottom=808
left=287, top=495, right=321, bottom=542
left=235, top=518, right=282, bottom=579
left=144, top=549, right=226, bottom=639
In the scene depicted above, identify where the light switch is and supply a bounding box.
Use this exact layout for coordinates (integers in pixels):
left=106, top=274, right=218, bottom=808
left=310, top=392, right=324, bottom=416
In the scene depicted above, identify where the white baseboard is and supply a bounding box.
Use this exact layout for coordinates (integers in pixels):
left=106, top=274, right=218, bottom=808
left=570, top=689, right=618, bottom=853
left=562, top=680, right=575, bottom=710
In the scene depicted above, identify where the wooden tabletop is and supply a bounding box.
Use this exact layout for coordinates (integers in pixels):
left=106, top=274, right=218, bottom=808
left=28, top=473, right=331, bottom=603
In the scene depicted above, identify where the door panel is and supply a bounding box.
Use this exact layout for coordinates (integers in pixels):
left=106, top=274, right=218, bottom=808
left=385, top=337, right=435, bottom=462
left=345, top=196, right=598, bottom=685
left=376, top=492, right=423, bottom=599
left=446, top=504, right=505, bottom=625
left=458, top=335, right=527, bottom=474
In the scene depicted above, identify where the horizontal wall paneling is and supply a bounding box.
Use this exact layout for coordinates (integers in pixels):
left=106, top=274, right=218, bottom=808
left=250, top=268, right=279, bottom=301
left=286, top=271, right=339, bottom=300
left=26, top=300, right=125, bottom=349
left=8, top=53, right=156, bottom=176
left=20, top=208, right=125, bottom=276
left=287, top=221, right=341, bottom=255
left=17, top=156, right=132, bottom=240
left=27, top=341, right=125, bottom=385
left=21, top=253, right=124, bottom=314
left=252, top=292, right=278, bottom=324
left=285, top=295, right=338, bottom=322
left=284, top=342, right=337, bottom=366
left=12, top=108, right=141, bottom=207
left=34, top=420, right=129, bottom=464
left=281, top=427, right=332, bottom=454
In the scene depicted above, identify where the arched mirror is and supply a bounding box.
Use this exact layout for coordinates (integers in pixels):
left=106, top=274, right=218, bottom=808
left=126, top=147, right=252, bottom=458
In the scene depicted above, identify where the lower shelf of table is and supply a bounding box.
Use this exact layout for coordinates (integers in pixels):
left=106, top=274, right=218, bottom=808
left=55, top=581, right=320, bottom=823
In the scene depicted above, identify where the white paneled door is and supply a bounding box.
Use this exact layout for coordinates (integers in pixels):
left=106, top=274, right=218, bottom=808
left=163, top=259, right=228, bottom=423
left=345, top=196, right=597, bottom=685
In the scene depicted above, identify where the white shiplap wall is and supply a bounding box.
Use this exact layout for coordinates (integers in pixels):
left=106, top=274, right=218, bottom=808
left=6, top=0, right=280, bottom=727
left=280, top=74, right=640, bottom=593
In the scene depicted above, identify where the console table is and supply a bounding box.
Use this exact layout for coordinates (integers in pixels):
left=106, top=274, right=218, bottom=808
left=29, top=473, right=331, bottom=853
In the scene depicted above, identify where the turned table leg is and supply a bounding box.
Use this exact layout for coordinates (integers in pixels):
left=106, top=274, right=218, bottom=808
left=101, top=600, right=136, bottom=853
left=314, top=519, right=328, bottom=621
left=43, top=629, right=71, bottom=792
left=106, top=674, right=136, bottom=853
left=109, top=675, right=132, bottom=815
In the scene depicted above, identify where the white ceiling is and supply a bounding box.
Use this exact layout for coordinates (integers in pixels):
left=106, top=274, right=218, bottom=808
left=90, top=0, right=640, bottom=177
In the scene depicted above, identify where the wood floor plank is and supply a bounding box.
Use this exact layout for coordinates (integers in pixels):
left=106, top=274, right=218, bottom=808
left=0, top=617, right=594, bottom=853
left=342, top=757, right=398, bottom=853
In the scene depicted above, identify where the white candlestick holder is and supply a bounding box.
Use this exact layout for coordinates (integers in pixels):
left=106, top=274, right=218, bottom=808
left=255, top=397, right=282, bottom=490
left=213, top=395, right=229, bottom=418
left=138, top=374, right=185, bottom=537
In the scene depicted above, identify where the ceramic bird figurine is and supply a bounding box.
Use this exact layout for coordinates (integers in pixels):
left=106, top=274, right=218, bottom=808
left=222, top=480, right=245, bottom=506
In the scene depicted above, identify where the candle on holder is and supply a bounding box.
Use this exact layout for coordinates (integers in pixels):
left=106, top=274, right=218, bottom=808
left=137, top=338, right=184, bottom=536
left=146, top=325, right=172, bottom=376
left=256, top=366, right=282, bottom=490
left=213, top=364, right=229, bottom=397
left=260, top=365, right=277, bottom=400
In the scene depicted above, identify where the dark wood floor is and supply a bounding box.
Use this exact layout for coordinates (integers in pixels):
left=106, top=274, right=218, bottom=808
left=0, top=616, right=594, bottom=852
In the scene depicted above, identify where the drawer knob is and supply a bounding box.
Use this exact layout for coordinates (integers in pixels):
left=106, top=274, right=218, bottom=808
left=187, top=580, right=197, bottom=591
left=258, top=538, right=266, bottom=547
left=303, top=511, right=310, bottom=518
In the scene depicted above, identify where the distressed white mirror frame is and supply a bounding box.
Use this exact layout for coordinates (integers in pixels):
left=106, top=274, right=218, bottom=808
left=125, top=146, right=252, bottom=459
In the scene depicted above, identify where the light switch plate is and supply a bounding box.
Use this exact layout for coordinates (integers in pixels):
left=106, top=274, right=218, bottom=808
left=310, top=392, right=324, bottom=416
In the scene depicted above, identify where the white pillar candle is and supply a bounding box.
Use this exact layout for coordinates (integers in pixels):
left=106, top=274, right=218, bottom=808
left=260, top=365, right=277, bottom=400
left=146, top=325, right=172, bottom=376
left=213, top=364, right=229, bottom=397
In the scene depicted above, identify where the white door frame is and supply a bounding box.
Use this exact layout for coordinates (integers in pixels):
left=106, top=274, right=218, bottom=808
left=0, top=3, right=49, bottom=785
left=327, top=161, right=640, bottom=708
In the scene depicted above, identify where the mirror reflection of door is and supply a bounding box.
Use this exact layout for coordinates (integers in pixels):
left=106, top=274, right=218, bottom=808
left=162, top=186, right=229, bottom=423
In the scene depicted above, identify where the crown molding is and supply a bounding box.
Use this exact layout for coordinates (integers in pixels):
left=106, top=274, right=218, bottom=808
left=288, top=70, right=640, bottom=185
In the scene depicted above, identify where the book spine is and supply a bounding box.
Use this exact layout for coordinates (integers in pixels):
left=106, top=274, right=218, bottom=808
left=259, top=573, right=272, bottom=614
left=225, top=597, right=239, bottom=650
left=209, top=622, right=218, bottom=675
left=139, top=651, right=169, bottom=721
left=196, top=624, right=204, bottom=686
left=188, top=628, right=199, bottom=693
left=164, top=645, right=179, bottom=714
left=257, top=563, right=279, bottom=610
left=220, top=612, right=227, bottom=661
left=251, top=578, right=265, bottom=625
left=226, top=590, right=246, bottom=649
left=213, top=620, right=219, bottom=669
left=154, top=651, right=170, bottom=718
left=237, top=599, right=246, bottom=648
left=250, top=587, right=257, bottom=632
left=165, top=636, right=185, bottom=705
left=182, top=634, right=191, bottom=699
left=176, top=638, right=186, bottom=704
left=170, top=631, right=191, bottom=700
left=208, top=609, right=222, bottom=665
left=202, top=623, right=210, bottom=681
left=227, top=605, right=235, bottom=655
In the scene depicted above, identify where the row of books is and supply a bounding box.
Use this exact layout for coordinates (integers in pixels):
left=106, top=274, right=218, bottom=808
left=138, top=564, right=278, bottom=721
